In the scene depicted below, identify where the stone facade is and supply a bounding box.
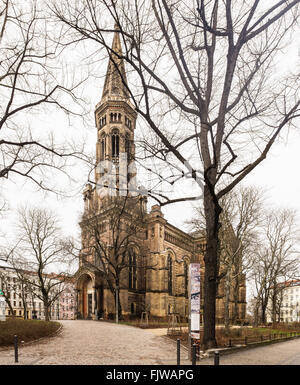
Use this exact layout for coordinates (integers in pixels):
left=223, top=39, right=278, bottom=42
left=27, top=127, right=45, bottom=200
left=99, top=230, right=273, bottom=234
left=75, top=26, right=246, bottom=324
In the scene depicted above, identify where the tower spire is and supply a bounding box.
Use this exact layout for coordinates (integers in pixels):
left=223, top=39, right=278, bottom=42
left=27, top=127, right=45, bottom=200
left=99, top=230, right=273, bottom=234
left=101, top=25, right=129, bottom=101
left=94, top=23, right=137, bottom=191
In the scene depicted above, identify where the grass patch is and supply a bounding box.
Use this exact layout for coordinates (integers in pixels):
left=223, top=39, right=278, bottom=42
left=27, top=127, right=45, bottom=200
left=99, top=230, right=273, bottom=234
left=112, top=319, right=188, bottom=329
left=0, top=318, right=61, bottom=347
left=101, top=316, right=188, bottom=329
left=121, top=321, right=188, bottom=329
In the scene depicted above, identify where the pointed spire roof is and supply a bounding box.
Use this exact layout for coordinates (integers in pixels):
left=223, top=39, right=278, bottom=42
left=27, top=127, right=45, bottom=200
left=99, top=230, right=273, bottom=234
left=101, top=24, right=130, bottom=101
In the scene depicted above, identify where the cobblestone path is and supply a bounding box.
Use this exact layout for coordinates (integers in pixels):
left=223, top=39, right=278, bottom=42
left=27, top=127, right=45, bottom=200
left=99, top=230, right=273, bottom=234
left=0, top=320, right=186, bottom=365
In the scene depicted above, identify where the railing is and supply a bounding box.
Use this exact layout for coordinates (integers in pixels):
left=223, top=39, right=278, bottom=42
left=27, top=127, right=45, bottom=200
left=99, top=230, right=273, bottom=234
left=226, top=331, right=300, bottom=347
left=5, top=315, right=24, bottom=320
left=181, top=331, right=300, bottom=365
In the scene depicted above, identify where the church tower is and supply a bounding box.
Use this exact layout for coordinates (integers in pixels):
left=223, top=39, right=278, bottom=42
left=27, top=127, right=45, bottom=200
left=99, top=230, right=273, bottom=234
left=94, top=25, right=137, bottom=199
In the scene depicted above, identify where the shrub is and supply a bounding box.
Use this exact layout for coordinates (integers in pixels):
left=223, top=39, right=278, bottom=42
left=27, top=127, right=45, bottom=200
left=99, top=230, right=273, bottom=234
left=0, top=318, right=60, bottom=346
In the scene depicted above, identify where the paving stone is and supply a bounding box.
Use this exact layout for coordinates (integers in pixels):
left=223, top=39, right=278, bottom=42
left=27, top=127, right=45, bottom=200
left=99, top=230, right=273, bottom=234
left=0, top=320, right=187, bottom=365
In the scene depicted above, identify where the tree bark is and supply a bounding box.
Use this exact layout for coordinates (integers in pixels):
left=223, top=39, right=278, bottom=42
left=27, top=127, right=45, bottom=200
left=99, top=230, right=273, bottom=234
left=261, top=300, right=268, bottom=325
left=232, top=276, right=240, bottom=324
left=203, top=186, right=222, bottom=349
left=224, top=268, right=231, bottom=335
left=5, top=296, right=15, bottom=318
left=43, top=297, right=51, bottom=321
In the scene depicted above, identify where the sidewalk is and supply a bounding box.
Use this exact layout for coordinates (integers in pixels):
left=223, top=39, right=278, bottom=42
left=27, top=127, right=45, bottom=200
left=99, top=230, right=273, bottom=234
left=155, top=329, right=300, bottom=365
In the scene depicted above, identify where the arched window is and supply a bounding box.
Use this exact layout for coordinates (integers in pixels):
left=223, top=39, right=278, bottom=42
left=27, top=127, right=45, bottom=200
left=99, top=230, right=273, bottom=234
left=125, top=135, right=130, bottom=162
left=130, top=303, right=135, bottom=314
left=125, top=116, right=132, bottom=128
left=99, top=115, right=106, bottom=128
left=112, top=132, right=119, bottom=157
left=101, top=136, right=106, bottom=160
left=128, top=249, right=137, bottom=290
left=168, top=254, right=173, bottom=295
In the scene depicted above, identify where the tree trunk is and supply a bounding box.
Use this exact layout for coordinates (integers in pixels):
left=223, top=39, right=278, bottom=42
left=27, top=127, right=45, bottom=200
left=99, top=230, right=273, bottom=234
left=114, top=290, right=123, bottom=320
left=261, top=301, right=267, bottom=325
left=23, top=302, right=28, bottom=320
left=202, top=187, right=222, bottom=349
left=232, top=277, right=240, bottom=324
left=43, top=298, right=50, bottom=321
left=5, top=296, right=15, bottom=318
left=253, top=303, right=259, bottom=327
left=224, top=268, right=231, bottom=335
left=272, top=294, right=276, bottom=324
left=114, top=278, right=123, bottom=321
left=118, top=293, right=122, bottom=320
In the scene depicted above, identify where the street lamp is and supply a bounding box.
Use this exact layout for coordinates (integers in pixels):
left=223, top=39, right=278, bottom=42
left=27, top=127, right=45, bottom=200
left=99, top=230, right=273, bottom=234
left=116, top=285, right=119, bottom=324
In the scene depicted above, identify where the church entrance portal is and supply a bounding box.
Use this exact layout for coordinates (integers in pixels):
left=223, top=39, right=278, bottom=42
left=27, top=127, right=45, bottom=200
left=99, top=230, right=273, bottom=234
left=77, top=272, right=105, bottom=320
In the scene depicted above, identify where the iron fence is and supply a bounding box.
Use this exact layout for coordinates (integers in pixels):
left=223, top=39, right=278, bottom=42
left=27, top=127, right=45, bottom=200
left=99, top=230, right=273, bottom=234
left=226, top=331, right=300, bottom=347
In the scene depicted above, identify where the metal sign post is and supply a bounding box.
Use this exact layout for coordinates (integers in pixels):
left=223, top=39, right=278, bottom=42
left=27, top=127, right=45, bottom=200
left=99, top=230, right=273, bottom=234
left=188, top=263, right=200, bottom=361
left=0, top=290, right=6, bottom=322
left=116, top=286, right=119, bottom=324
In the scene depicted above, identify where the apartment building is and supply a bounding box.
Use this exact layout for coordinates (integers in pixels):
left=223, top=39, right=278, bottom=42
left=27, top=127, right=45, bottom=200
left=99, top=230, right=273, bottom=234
left=267, top=280, right=300, bottom=323
left=59, top=281, right=77, bottom=320
left=0, top=264, right=77, bottom=320
left=279, top=281, right=300, bottom=323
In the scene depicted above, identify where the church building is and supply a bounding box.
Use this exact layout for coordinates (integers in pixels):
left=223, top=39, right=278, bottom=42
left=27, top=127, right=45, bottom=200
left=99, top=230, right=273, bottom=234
left=74, top=26, right=246, bottom=324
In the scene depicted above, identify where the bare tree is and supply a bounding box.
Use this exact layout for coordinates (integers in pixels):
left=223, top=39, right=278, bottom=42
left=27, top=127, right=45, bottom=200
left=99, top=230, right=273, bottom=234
left=0, top=0, right=89, bottom=193
left=12, top=264, right=30, bottom=320
left=0, top=268, right=15, bottom=316
left=0, top=193, right=9, bottom=262
left=189, top=185, right=263, bottom=332
left=12, top=206, right=75, bottom=321
left=219, top=186, right=263, bottom=330
left=8, top=255, right=45, bottom=320
left=52, top=0, right=300, bottom=348
left=251, top=208, right=300, bottom=325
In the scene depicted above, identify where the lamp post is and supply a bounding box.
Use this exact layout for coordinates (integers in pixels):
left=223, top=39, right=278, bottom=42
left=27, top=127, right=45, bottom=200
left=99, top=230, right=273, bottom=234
left=0, top=290, right=6, bottom=322
left=116, top=285, right=119, bottom=324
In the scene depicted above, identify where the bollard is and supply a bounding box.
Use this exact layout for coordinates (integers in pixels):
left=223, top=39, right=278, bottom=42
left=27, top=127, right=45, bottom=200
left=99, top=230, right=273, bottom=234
left=192, top=344, right=197, bottom=365
left=214, top=351, right=220, bottom=366
left=14, top=335, right=18, bottom=363
left=177, top=339, right=180, bottom=366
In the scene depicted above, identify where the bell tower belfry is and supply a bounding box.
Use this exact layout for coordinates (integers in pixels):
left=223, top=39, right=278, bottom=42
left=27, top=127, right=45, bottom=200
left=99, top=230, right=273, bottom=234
left=94, top=25, right=137, bottom=191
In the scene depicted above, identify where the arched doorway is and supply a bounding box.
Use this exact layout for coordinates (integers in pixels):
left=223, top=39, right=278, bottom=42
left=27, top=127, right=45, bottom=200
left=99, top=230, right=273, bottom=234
left=78, top=273, right=94, bottom=319
left=76, top=271, right=105, bottom=320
